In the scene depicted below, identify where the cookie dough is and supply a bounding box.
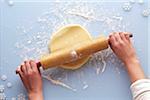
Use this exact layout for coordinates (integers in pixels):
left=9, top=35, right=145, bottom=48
left=49, top=24, right=92, bottom=69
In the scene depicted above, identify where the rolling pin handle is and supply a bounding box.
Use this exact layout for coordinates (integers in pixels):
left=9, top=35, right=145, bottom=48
left=36, top=61, right=42, bottom=68
left=16, top=61, right=42, bottom=74
left=129, top=34, right=133, bottom=37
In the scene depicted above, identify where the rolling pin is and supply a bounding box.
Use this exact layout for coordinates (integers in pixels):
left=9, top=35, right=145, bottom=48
left=37, top=34, right=132, bottom=70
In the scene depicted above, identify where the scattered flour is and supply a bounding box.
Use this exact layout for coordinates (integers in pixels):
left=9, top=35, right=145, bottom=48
left=8, top=0, right=14, bottom=6
left=82, top=84, right=88, bottom=90
left=142, top=9, right=150, bottom=17
left=82, top=82, right=89, bottom=90
left=17, top=93, right=26, bottom=100
left=70, top=50, right=78, bottom=61
left=0, top=93, right=6, bottom=100
left=101, top=59, right=106, bottom=73
left=1, top=75, right=7, bottom=81
left=122, top=2, right=132, bottom=11
left=14, top=2, right=129, bottom=91
left=138, top=0, right=144, bottom=4
left=129, top=0, right=136, bottom=4
left=11, top=97, right=16, bottom=100
left=42, top=75, right=77, bottom=92
left=0, top=85, right=5, bottom=93
left=7, top=82, right=12, bottom=88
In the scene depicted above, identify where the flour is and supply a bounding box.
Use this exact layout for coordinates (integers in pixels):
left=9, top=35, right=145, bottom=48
left=0, top=93, right=6, bottom=100
left=82, top=81, right=89, bottom=90
left=0, top=85, right=5, bottom=93
left=130, top=0, right=136, bottom=4
left=11, top=97, right=16, bottom=100
left=138, top=0, right=144, bottom=4
left=91, top=48, right=114, bottom=75
left=8, top=0, right=14, bottom=6
left=1, top=75, right=7, bottom=81
left=17, top=93, right=26, bottom=100
left=122, top=2, right=132, bottom=11
left=42, top=75, right=76, bottom=92
left=70, top=50, right=78, bottom=61
left=142, top=9, right=150, bottom=17
left=6, top=82, right=12, bottom=88
left=14, top=2, right=129, bottom=91
left=101, top=59, right=106, bottom=73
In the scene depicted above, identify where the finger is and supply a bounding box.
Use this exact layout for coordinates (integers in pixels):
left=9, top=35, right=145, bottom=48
left=119, top=32, right=127, bottom=42
left=16, top=66, right=20, bottom=74
left=20, top=64, right=27, bottom=74
left=109, top=32, right=114, bottom=35
left=124, top=32, right=131, bottom=42
left=30, top=60, right=39, bottom=72
left=25, top=61, right=33, bottom=74
left=109, top=34, right=117, bottom=45
left=114, top=32, right=122, bottom=42
left=17, top=69, right=29, bottom=88
left=16, top=66, right=21, bottom=74
left=17, top=67, right=24, bottom=80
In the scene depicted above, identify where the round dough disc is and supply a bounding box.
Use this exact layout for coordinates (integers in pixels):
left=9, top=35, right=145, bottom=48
left=49, top=24, right=92, bottom=69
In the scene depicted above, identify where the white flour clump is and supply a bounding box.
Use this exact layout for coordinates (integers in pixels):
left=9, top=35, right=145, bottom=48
left=70, top=50, right=78, bottom=61
left=17, top=93, right=26, bottom=100
left=101, top=59, right=106, bottom=73
left=8, top=0, right=14, bottom=6
left=82, top=82, right=89, bottom=90
left=129, top=0, right=136, bottom=4
left=27, top=40, right=32, bottom=44
left=7, top=82, right=12, bottom=88
left=0, top=93, right=6, bottom=100
left=11, top=97, right=16, bottom=100
left=1, top=75, right=7, bottom=81
left=122, top=2, right=132, bottom=11
left=65, top=5, right=95, bottom=20
left=142, top=9, right=150, bottom=17
left=138, top=0, right=144, bottom=4
left=0, top=85, right=5, bottom=93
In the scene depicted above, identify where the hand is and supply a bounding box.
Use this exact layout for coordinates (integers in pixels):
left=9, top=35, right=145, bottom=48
left=16, top=60, right=43, bottom=100
left=109, top=32, right=145, bottom=83
left=108, top=32, right=138, bottom=64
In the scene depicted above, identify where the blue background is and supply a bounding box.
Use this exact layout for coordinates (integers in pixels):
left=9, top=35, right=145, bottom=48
left=0, top=0, right=149, bottom=100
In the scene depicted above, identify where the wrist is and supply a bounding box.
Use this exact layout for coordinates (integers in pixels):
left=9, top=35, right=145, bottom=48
left=28, top=91, right=43, bottom=100
left=124, top=58, right=145, bottom=83
left=124, top=56, right=139, bottom=67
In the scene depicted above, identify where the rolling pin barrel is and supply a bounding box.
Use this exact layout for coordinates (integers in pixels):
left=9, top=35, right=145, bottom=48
left=40, top=36, right=108, bottom=69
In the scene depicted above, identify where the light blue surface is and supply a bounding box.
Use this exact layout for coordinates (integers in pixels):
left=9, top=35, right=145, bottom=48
left=0, top=0, right=149, bottom=100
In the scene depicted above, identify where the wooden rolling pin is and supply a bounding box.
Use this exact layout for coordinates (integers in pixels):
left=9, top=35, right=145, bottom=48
left=38, top=34, right=133, bottom=70
left=38, top=36, right=108, bottom=69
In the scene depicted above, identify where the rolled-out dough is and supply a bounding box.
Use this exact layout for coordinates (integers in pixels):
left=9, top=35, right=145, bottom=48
left=49, top=24, right=92, bottom=69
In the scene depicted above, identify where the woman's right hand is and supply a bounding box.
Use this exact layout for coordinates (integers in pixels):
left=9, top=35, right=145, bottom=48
left=108, top=32, right=145, bottom=83
left=108, top=32, right=138, bottom=65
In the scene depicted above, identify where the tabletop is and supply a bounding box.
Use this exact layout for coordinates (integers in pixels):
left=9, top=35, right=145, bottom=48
left=0, top=0, right=150, bottom=100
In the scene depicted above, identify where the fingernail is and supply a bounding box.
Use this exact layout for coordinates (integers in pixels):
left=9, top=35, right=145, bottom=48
left=17, top=66, right=21, bottom=71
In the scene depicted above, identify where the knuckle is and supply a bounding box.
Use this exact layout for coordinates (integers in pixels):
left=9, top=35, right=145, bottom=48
left=113, top=43, right=119, bottom=48
left=32, top=70, right=37, bottom=74
left=119, top=41, right=125, bottom=46
left=27, top=72, right=33, bottom=76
